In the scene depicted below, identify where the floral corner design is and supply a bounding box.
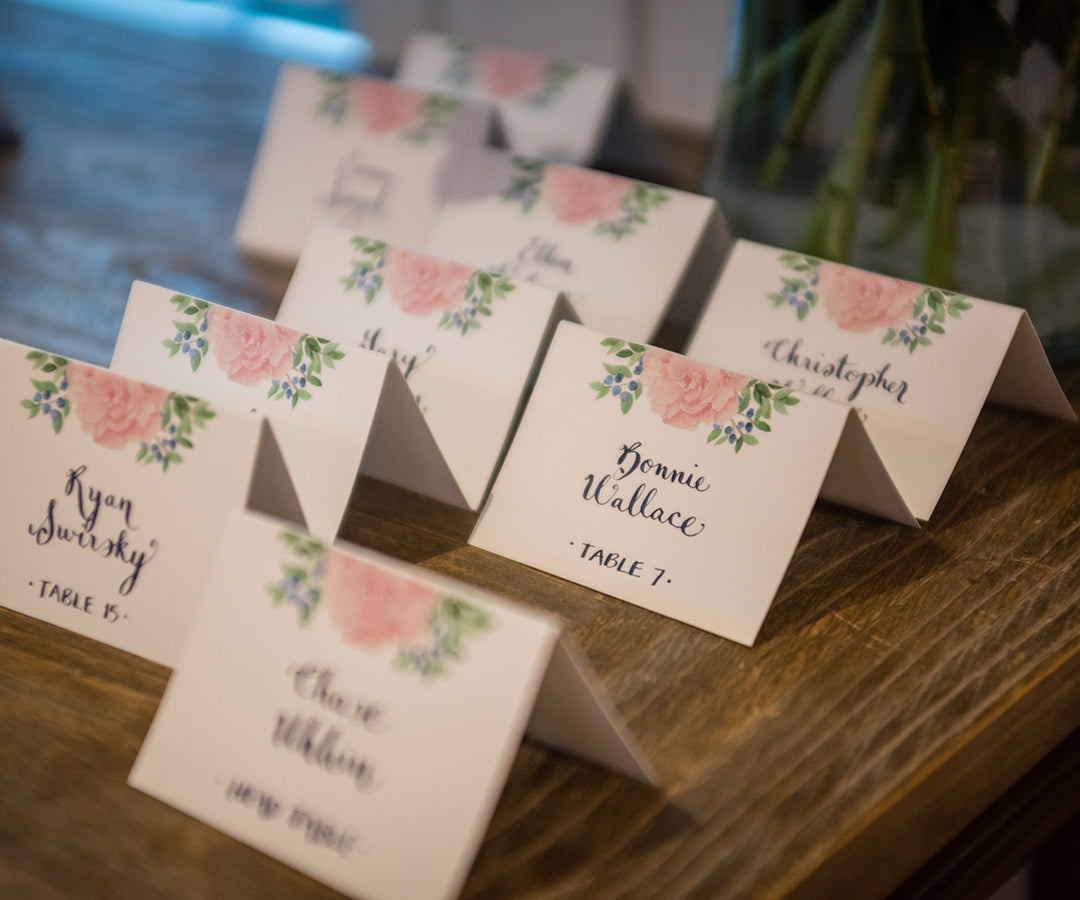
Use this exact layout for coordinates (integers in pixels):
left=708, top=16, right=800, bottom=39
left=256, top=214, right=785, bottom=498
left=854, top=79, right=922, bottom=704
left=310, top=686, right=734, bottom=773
left=268, top=530, right=492, bottom=679
left=316, top=71, right=459, bottom=145
left=441, top=39, right=578, bottom=108
left=20, top=352, right=214, bottom=471
left=501, top=157, right=669, bottom=239
left=342, top=239, right=515, bottom=335
left=590, top=338, right=798, bottom=453
left=163, top=294, right=344, bottom=408
left=770, top=252, right=973, bottom=352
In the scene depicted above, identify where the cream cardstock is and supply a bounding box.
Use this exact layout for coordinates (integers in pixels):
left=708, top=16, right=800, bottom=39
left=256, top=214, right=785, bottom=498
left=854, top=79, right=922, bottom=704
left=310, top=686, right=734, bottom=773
left=396, top=31, right=618, bottom=166
left=130, top=510, right=652, bottom=900
left=686, top=240, right=1077, bottom=522
left=277, top=223, right=577, bottom=509
left=423, top=147, right=726, bottom=341
left=470, top=322, right=910, bottom=647
left=234, top=64, right=492, bottom=264
left=0, top=337, right=303, bottom=667
left=110, top=281, right=466, bottom=541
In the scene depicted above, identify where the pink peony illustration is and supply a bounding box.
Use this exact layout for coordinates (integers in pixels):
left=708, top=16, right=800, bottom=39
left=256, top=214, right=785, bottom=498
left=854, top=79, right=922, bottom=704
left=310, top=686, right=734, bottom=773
left=818, top=262, right=919, bottom=333
left=640, top=350, right=750, bottom=430
left=384, top=247, right=473, bottom=317
left=540, top=164, right=630, bottom=225
left=205, top=307, right=300, bottom=386
left=349, top=78, right=424, bottom=133
left=475, top=47, right=547, bottom=98
left=323, top=550, right=439, bottom=648
left=66, top=363, right=169, bottom=450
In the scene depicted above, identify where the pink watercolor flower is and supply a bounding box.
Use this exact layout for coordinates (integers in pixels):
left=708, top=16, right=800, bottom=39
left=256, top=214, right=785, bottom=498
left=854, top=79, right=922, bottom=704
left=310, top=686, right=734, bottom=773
left=349, top=78, right=424, bottom=133
left=205, top=307, right=300, bottom=386
left=540, top=164, right=630, bottom=225
left=475, top=47, right=547, bottom=98
left=640, top=350, right=750, bottom=430
left=66, top=363, right=169, bottom=450
left=818, top=262, right=920, bottom=334
left=384, top=247, right=473, bottom=317
left=323, top=550, right=439, bottom=648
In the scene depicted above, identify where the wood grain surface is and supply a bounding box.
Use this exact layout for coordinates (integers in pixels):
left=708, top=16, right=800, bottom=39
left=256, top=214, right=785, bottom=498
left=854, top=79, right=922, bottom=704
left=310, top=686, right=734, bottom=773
left=2, top=5, right=1079, bottom=899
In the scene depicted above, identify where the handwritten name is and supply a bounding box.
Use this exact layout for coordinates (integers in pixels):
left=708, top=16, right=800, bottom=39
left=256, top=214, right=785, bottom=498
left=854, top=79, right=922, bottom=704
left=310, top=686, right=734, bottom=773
left=271, top=712, right=377, bottom=793
left=289, top=663, right=386, bottom=732
left=360, top=328, right=436, bottom=381
left=324, top=150, right=391, bottom=225
left=516, top=236, right=573, bottom=274
left=27, top=466, right=157, bottom=595
left=763, top=338, right=909, bottom=404
left=615, top=442, right=711, bottom=492
left=582, top=441, right=706, bottom=537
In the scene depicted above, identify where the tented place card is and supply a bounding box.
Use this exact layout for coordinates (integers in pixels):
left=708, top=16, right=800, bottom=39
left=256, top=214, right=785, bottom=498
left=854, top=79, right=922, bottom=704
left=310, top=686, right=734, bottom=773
left=423, top=147, right=726, bottom=340
left=130, top=510, right=653, bottom=900
left=686, top=240, right=1077, bottom=521
left=278, top=223, right=577, bottom=508
left=471, top=322, right=911, bottom=647
left=396, top=32, right=618, bottom=166
left=110, top=281, right=466, bottom=540
left=0, top=337, right=302, bottom=666
left=234, top=64, right=491, bottom=264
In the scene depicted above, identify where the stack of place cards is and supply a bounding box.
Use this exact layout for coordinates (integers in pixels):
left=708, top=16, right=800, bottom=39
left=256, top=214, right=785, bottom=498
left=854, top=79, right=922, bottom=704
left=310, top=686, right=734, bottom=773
left=396, top=32, right=618, bottom=166
left=471, top=322, right=911, bottom=647
left=0, top=337, right=302, bottom=666
left=278, top=223, right=577, bottom=509
left=423, top=147, right=727, bottom=341
left=234, top=64, right=491, bottom=264
left=110, top=281, right=466, bottom=541
left=130, top=510, right=653, bottom=900
left=686, top=240, right=1077, bottom=522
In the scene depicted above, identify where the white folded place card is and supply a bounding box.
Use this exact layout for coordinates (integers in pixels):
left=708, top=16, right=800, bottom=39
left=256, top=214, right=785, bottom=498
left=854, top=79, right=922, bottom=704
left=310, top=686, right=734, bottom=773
left=471, top=322, right=910, bottom=647
left=423, top=147, right=727, bottom=341
left=278, top=223, right=577, bottom=509
left=686, top=240, right=1077, bottom=521
left=234, top=64, right=491, bottom=263
left=110, top=281, right=466, bottom=540
left=130, top=510, right=653, bottom=900
left=396, top=31, right=618, bottom=166
left=0, top=337, right=302, bottom=666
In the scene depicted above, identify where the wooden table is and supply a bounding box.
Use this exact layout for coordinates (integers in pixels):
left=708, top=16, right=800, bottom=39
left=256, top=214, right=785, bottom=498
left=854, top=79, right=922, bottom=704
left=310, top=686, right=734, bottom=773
left=2, top=5, right=1079, bottom=898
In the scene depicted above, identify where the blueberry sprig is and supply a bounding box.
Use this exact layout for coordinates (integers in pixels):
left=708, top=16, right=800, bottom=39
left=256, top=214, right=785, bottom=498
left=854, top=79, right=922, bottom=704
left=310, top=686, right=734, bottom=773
left=883, top=287, right=972, bottom=354
left=500, top=156, right=545, bottom=212
left=591, top=337, right=645, bottom=414
left=315, top=71, right=348, bottom=123
left=403, top=94, right=460, bottom=145
left=267, top=530, right=327, bottom=625
left=526, top=60, right=579, bottom=108
left=768, top=252, right=822, bottom=321
left=595, top=182, right=670, bottom=239
left=135, top=393, right=215, bottom=472
left=162, top=294, right=210, bottom=372
left=341, top=237, right=387, bottom=303
left=268, top=335, right=345, bottom=408
left=439, top=270, right=516, bottom=335
left=441, top=38, right=474, bottom=88
left=21, top=351, right=71, bottom=435
left=707, top=380, right=798, bottom=454
left=395, top=596, right=492, bottom=679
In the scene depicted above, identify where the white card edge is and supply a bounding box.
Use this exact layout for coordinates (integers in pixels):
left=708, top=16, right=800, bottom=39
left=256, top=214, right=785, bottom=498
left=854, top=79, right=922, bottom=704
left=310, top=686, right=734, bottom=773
left=525, top=635, right=658, bottom=785
left=360, top=360, right=469, bottom=508
left=819, top=408, right=921, bottom=526
left=987, top=311, right=1077, bottom=422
